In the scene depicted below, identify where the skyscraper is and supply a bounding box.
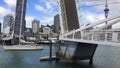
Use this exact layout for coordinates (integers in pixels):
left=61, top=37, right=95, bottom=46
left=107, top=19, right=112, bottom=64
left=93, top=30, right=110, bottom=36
left=0, top=23, right=1, bottom=34
left=59, top=0, right=80, bottom=33
left=3, top=14, right=14, bottom=32
left=32, top=19, right=40, bottom=34
left=14, top=0, right=27, bottom=36
left=54, top=14, right=60, bottom=34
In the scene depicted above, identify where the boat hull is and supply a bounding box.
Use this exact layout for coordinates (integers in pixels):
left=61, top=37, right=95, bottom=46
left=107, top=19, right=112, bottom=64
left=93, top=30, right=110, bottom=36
left=3, top=45, right=43, bottom=51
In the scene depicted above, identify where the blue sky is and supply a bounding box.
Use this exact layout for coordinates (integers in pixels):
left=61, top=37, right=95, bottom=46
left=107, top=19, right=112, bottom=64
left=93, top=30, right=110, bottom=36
left=26, top=0, right=58, bottom=26
left=26, top=0, right=59, bottom=27
left=0, top=0, right=120, bottom=30
left=0, top=0, right=58, bottom=28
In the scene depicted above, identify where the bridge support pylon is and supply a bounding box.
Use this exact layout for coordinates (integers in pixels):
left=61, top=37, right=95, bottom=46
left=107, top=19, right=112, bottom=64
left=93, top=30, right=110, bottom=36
left=55, top=41, right=98, bottom=64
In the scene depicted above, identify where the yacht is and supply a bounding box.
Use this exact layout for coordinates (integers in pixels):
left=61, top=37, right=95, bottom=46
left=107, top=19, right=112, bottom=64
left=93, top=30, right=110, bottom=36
left=3, top=44, right=43, bottom=51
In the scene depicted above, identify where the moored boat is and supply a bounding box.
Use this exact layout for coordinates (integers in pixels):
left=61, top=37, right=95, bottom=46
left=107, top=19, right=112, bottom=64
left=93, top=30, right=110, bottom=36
left=3, top=45, right=43, bottom=51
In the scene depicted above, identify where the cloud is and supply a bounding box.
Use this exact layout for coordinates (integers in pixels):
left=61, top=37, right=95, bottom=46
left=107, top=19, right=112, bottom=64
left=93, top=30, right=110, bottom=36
left=35, top=4, right=45, bottom=12
left=35, top=3, right=56, bottom=15
left=80, top=10, right=120, bottom=28
left=79, top=0, right=120, bottom=15
left=25, top=16, right=36, bottom=28
left=3, top=0, right=16, bottom=8
left=25, top=16, right=53, bottom=27
left=0, top=6, right=14, bottom=16
left=39, top=0, right=57, bottom=6
left=25, top=15, right=54, bottom=28
left=40, top=16, right=53, bottom=25
left=80, top=11, right=105, bottom=25
left=34, top=0, right=58, bottom=27
left=46, top=2, right=52, bottom=9
left=35, top=0, right=58, bottom=16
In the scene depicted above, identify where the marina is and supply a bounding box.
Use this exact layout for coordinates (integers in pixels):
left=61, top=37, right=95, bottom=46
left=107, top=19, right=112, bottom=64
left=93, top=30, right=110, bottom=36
left=0, top=45, right=120, bottom=68
left=0, top=0, right=120, bottom=67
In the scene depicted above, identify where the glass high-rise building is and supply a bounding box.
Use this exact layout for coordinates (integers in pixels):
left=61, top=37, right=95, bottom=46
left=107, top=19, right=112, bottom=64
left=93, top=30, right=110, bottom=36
left=54, top=14, right=60, bottom=34
left=14, top=0, right=27, bottom=36
left=3, top=14, right=14, bottom=32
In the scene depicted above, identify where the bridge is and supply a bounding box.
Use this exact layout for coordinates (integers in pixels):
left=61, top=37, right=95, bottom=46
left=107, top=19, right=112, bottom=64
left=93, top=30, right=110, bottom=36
left=59, top=15, right=120, bottom=46
left=55, top=13, right=120, bottom=63
left=55, top=0, right=120, bottom=63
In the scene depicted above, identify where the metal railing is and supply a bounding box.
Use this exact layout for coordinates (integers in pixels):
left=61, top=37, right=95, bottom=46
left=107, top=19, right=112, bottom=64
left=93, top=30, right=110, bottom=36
left=63, top=30, right=120, bottom=43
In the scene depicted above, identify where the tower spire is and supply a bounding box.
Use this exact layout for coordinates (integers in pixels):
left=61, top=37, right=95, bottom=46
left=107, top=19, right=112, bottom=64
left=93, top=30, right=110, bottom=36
left=104, top=0, right=109, bottom=22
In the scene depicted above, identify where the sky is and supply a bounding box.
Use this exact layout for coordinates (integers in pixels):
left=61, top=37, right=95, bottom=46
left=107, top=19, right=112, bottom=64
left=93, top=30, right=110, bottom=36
left=0, top=0, right=120, bottom=31
left=0, top=0, right=58, bottom=28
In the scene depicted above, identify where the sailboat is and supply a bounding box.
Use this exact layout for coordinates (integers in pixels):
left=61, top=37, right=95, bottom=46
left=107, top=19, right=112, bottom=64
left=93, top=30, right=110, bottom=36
left=3, top=36, right=43, bottom=50
left=2, top=0, right=43, bottom=51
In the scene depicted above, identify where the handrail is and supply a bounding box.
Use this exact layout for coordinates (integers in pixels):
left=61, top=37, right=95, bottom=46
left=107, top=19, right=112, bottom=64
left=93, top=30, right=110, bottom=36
left=60, top=15, right=120, bottom=38
left=61, top=30, right=120, bottom=43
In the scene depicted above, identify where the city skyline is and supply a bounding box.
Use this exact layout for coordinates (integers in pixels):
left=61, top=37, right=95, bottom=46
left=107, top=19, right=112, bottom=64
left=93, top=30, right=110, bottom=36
left=0, top=0, right=120, bottom=32
left=0, top=0, right=58, bottom=29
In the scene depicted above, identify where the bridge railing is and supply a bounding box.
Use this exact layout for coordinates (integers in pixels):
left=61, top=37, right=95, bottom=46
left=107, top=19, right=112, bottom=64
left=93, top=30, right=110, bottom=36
left=63, top=30, right=120, bottom=43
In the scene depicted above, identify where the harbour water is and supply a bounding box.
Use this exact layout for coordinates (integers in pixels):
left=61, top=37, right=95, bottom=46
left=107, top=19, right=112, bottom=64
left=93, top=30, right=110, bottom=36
left=0, top=45, right=120, bottom=68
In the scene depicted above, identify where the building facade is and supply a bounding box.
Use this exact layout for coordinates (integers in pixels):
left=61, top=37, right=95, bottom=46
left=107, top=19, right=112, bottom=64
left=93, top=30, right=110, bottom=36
left=0, top=23, right=1, bottom=34
left=25, top=28, right=32, bottom=33
left=40, top=25, right=44, bottom=32
left=54, top=14, right=60, bottom=34
left=43, top=26, right=51, bottom=35
left=32, top=19, right=40, bottom=34
left=3, top=14, right=14, bottom=33
left=14, top=0, right=27, bottom=36
left=59, top=0, right=80, bottom=33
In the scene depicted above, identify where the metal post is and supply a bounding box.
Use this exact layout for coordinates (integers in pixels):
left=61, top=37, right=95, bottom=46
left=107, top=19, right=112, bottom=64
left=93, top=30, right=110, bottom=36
left=72, top=33, right=75, bottom=39
left=46, top=34, right=52, bottom=61
left=105, top=31, right=108, bottom=41
left=92, top=31, right=94, bottom=40
left=49, top=40, right=52, bottom=61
